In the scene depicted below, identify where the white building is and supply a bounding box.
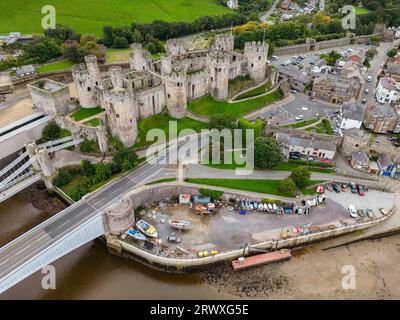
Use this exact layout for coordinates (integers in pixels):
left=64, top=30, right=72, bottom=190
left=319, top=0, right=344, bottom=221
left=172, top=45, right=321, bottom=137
left=276, top=132, right=337, bottom=160
left=376, top=77, right=400, bottom=104
left=337, top=101, right=365, bottom=135
left=227, top=0, right=239, bottom=10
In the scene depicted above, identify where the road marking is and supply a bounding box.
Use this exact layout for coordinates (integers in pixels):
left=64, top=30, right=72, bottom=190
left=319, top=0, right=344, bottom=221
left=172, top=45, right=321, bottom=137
left=15, top=244, right=31, bottom=256
left=0, top=258, right=9, bottom=267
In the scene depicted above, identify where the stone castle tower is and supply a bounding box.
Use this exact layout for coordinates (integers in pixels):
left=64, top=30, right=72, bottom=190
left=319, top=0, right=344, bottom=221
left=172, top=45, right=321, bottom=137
left=165, top=39, right=187, bottom=57
left=72, top=55, right=102, bottom=108
left=160, top=54, right=173, bottom=76
left=103, top=66, right=138, bottom=147
left=130, top=43, right=153, bottom=72
left=213, top=33, right=235, bottom=52
left=164, top=67, right=188, bottom=119
left=244, top=41, right=269, bottom=82
left=208, top=51, right=230, bottom=101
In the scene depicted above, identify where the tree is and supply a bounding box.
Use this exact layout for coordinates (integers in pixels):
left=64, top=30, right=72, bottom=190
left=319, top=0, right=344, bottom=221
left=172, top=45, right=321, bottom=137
left=112, top=149, right=138, bottom=172
left=113, top=36, right=129, bottom=49
left=42, top=122, right=61, bottom=142
left=94, top=162, right=112, bottom=182
left=132, top=29, right=143, bottom=43
left=387, top=48, right=398, bottom=58
left=208, top=115, right=238, bottom=131
left=81, top=160, right=96, bottom=176
left=52, top=169, right=72, bottom=187
left=102, top=26, right=114, bottom=47
left=278, top=178, right=297, bottom=197
left=121, top=159, right=133, bottom=172
left=254, top=137, right=282, bottom=169
left=290, top=166, right=311, bottom=189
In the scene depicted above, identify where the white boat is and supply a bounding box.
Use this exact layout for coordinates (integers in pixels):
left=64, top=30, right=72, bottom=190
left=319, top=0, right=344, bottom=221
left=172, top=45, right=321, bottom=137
left=263, top=203, right=268, bottom=211
left=268, top=204, right=273, bottom=211
left=137, top=220, right=158, bottom=238
left=258, top=203, right=264, bottom=211
left=169, top=219, right=194, bottom=230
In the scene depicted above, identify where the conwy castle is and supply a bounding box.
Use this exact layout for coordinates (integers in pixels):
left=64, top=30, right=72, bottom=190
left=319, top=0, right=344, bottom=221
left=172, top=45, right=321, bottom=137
left=27, top=34, right=276, bottom=150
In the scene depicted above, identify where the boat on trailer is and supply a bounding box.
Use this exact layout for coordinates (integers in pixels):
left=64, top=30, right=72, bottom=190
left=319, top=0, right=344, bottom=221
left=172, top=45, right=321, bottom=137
left=137, top=220, right=158, bottom=238
left=169, top=219, right=194, bottom=230
left=127, top=229, right=147, bottom=241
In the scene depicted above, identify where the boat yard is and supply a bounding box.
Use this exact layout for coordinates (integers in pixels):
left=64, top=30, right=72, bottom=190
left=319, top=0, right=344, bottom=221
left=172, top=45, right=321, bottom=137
left=119, top=188, right=396, bottom=260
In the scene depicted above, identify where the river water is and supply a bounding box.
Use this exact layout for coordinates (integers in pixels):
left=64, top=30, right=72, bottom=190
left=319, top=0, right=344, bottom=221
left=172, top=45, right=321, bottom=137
left=0, top=194, right=233, bottom=300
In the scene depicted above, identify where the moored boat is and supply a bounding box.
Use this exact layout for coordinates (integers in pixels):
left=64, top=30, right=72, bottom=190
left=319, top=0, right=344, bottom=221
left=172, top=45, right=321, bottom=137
left=137, top=220, right=158, bottom=238
left=169, top=219, right=194, bottom=230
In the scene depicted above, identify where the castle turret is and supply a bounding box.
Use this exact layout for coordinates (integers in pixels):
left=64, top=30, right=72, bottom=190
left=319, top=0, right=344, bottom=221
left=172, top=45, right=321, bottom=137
left=207, top=51, right=230, bottom=101
left=164, top=67, right=187, bottom=118
left=104, top=87, right=138, bottom=147
left=244, top=41, right=269, bottom=82
left=109, top=66, right=124, bottom=89
left=165, top=39, right=187, bottom=57
left=130, top=43, right=153, bottom=71
left=160, top=54, right=173, bottom=76
left=72, top=55, right=102, bottom=108
left=213, top=33, right=235, bottom=52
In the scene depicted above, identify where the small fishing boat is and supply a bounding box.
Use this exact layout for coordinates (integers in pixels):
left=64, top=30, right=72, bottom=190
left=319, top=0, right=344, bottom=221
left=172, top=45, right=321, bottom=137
left=263, top=203, right=268, bottom=211
left=127, top=229, right=147, bottom=241
left=169, top=219, right=194, bottom=230
left=258, top=203, right=264, bottom=211
left=137, top=220, right=158, bottom=238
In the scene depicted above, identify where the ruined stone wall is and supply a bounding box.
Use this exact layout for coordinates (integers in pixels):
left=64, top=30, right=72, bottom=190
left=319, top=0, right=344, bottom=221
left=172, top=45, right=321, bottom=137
left=207, top=51, right=230, bottom=101
left=136, top=85, right=165, bottom=119
left=187, top=71, right=209, bottom=101
left=164, top=70, right=188, bottom=118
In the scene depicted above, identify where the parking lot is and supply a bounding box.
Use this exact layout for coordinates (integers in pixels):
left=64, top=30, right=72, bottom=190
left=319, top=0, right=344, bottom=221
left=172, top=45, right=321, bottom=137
left=259, top=92, right=339, bottom=126
left=326, top=188, right=396, bottom=218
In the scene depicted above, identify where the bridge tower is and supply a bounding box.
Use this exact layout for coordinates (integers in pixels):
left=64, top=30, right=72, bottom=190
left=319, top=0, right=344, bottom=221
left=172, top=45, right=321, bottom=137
left=244, top=41, right=269, bottom=82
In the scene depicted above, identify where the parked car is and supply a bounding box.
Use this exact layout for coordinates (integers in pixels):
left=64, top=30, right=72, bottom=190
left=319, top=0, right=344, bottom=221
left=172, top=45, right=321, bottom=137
left=357, top=184, right=365, bottom=196
left=308, top=97, right=315, bottom=102
left=341, top=184, right=348, bottom=192
left=362, top=98, right=367, bottom=104
left=350, top=183, right=357, bottom=194
left=366, top=209, right=375, bottom=219
left=380, top=208, right=388, bottom=215
left=295, top=115, right=304, bottom=121
left=290, top=89, right=297, bottom=93
left=365, top=88, right=369, bottom=94
left=332, top=184, right=341, bottom=193
left=348, top=204, right=357, bottom=218
left=367, top=75, right=372, bottom=82
left=307, top=157, right=314, bottom=161
left=168, top=233, right=181, bottom=244
left=315, top=112, right=323, bottom=117
left=357, top=209, right=366, bottom=218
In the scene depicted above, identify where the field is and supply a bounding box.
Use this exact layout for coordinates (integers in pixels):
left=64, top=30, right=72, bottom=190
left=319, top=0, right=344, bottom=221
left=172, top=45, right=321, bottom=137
left=187, top=178, right=323, bottom=197
left=188, top=89, right=284, bottom=118
left=36, top=60, right=75, bottom=74
left=70, top=107, right=104, bottom=121
left=136, top=114, right=208, bottom=148
left=0, top=0, right=231, bottom=36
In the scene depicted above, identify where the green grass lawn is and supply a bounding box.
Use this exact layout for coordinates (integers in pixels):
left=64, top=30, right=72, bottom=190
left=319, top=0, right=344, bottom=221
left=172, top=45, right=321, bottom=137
left=233, top=82, right=272, bottom=101
left=36, top=60, right=75, bottom=74
left=71, top=107, right=104, bottom=121
left=282, top=118, right=319, bottom=129
left=136, top=113, right=208, bottom=148
left=305, top=119, right=334, bottom=135
left=355, top=7, right=371, bottom=15
left=1, top=0, right=232, bottom=35
left=83, top=118, right=101, bottom=127
left=188, top=89, right=284, bottom=118
left=187, top=178, right=324, bottom=197
left=107, top=49, right=131, bottom=64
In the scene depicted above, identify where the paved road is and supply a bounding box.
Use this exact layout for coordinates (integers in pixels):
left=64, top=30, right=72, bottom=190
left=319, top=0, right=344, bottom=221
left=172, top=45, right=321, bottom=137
left=260, top=0, right=279, bottom=23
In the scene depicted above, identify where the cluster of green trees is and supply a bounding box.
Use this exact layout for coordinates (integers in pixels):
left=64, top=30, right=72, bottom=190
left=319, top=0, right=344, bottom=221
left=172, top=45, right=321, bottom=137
left=254, top=136, right=282, bottom=169
left=278, top=166, right=311, bottom=197
left=99, top=13, right=247, bottom=54
left=53, top=149, right=139, bottom=201
left=0, top=25, right=106, bottom=71
left=41, top=122, right=70, bottom=142
left=327, top=0, right=400, bottom=35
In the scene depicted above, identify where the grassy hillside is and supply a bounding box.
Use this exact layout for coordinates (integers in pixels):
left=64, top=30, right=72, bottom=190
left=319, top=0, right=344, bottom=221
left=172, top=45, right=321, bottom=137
left=0, top=0, right=231, bottom=36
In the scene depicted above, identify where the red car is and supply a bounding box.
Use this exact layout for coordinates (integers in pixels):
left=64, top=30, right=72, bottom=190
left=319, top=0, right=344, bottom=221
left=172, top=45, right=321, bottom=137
left=319, top=159, right=331, bottom=165
left=356, top=184, right=365, bottom=196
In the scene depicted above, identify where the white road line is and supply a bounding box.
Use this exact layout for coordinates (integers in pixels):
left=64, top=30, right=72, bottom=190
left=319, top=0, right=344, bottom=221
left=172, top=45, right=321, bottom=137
left=0, top=258, right=9, bottom=267
left=15, top=244, right=31, bottom=256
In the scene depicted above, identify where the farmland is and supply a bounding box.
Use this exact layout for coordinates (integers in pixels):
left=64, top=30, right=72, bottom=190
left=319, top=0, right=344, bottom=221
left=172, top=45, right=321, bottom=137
left=0, top=0, right=232, bottom=36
